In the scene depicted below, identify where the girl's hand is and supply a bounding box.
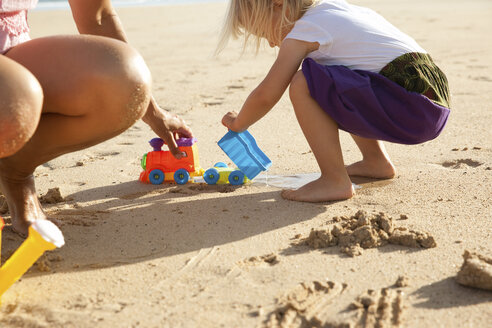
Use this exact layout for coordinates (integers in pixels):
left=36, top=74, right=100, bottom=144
left=222, top=111, right=244, bottom=132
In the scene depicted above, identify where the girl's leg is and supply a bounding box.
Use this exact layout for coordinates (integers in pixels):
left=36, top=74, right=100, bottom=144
left=346, top=135, right=396, bottom=178
left=0, top=35, right=152, bottom=235
left=281, top=71, right=354, bottom=202
left=0, top=55, right=43, bottom=158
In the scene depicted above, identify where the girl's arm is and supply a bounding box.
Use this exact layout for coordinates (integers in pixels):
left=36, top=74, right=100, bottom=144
left=68, top=0, right=193, bottom=158
left=222, top=39, right=319, bottom=132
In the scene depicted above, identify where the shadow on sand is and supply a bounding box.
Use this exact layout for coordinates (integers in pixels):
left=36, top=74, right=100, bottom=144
left=1, top=180, right=326, bottom=275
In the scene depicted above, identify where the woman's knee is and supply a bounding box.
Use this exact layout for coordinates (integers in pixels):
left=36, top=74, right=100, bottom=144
left=289, top=70, right=310, bottom=105
left=93, top=39, right=152, bottom=128
left=0, top=58, right=43, bottom=157
left=31, top=36, right=153, bottom=130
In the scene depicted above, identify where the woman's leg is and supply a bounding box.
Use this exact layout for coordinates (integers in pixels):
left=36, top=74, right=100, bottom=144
left=0, top=55, right=43, bottom=158
left=346, top=135, right=396, bottom=178
left=0, top=35, right=151, bottom=234
left=281, top=71, right=354, bottom=202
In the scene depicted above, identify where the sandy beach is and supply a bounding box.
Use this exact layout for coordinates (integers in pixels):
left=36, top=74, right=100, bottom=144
left=1, top=0, right=491, bottom=327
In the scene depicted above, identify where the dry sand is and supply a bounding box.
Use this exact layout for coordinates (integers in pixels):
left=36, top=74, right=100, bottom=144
left=1, top=0, right=491, bottom=327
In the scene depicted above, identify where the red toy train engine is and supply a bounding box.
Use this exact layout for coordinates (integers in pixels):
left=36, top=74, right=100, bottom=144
left=139, top=138, right=204, bottom=185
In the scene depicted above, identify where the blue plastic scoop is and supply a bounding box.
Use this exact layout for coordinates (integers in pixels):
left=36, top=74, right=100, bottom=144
left=218, top=130, right=272, bottom=180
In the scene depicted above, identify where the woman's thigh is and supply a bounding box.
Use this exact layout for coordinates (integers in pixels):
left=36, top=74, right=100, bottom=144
left=5, top=34, right=151, bottom=118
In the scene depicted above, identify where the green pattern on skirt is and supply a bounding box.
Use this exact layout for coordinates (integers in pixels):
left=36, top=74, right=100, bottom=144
left=379, top=53, right=450, bottom=108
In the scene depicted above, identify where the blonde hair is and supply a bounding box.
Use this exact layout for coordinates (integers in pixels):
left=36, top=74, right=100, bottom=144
left=216, top=0, right=318, bottom=54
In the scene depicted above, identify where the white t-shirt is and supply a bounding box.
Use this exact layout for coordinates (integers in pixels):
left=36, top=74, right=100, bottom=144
left=284, top=0, right=426, bottom=72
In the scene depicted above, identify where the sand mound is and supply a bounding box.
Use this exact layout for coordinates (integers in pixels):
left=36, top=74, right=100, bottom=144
left=456, top=250, right=492, bottom=291
left=300, top=210, right=436, bottom=256
left=241, top=253, right=279, bottom=266
left=39, top=187, right=65, bottom=204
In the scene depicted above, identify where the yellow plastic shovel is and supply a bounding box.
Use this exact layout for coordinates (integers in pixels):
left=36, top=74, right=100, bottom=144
left=0, top=220, right=65, bottom=302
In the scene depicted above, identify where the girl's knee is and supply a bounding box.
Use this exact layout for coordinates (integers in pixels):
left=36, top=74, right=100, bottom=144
left=289, top=70, right=309, bottom=103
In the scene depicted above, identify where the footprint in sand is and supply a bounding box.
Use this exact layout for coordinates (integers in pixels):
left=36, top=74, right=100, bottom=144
left=186, top=69, right=199, bottom=76
left=451, top=147, right=482, bottom=151
left=0, top=303, right=59, bottom=327
left=349, top=287, right=405, bottom=328
left=265, top=280, right=348, bottom=327
left=203, top=98, right=224, bottom=106
left=46, top=208, right=109, bottom=227
left=467, top=65, right=488, bottom=69
left=227, top=84, right=245, bottom=90
left=239, top=253, right=279, bottom=267
left=34, top=252, right=64, bottom=273
left=441, top=159, right=483, bottom=169
left=469, top=76, right=492, bottom=82
left=0, top=295, right=130, bottom=326
left=203, top=101, right=224, bottom=106
left=265, top=280, right=407, bottom=328
left=41, top=162, right=56, bottom=170
left=96, top=151, right=121, bottom=157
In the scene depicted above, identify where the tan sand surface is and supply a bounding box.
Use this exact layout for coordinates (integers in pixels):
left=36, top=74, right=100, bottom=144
left=1, top=0, right=491, bottom=327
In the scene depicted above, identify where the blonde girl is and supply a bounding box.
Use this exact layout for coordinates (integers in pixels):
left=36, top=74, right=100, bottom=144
left=218, top=0, right=450, bottom=202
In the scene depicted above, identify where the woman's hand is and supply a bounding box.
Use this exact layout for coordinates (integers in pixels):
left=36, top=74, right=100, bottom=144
left=142, top=98, right=193, bottom=159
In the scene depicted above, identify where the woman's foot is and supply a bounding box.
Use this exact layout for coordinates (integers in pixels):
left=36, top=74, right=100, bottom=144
left=0, top=158, right=46, bottom=236
left=281, top=176, right=354, bottom=203
left=346, top=159, right=396, bottom=179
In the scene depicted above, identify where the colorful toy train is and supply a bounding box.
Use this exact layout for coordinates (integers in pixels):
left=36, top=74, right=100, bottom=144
left=139, top=137, right=248, bottom=185
left=139, top=131, right=271, bottom=186
left=139, top=137, right=205, bottom=185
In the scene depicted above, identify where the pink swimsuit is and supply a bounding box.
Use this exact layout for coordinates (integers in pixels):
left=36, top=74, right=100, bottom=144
left=0, top=0, right=38, bottom=54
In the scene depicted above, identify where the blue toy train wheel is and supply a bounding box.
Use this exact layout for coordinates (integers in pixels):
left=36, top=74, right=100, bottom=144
left=204, top=168, right=220, bottom=185
left=229, top=170, right=245, bottom=185
left=214, top=162, right=228, bottom=168
left=149, top=169, right=164, bottom=185
left=174, top=168, right=190, bottom=185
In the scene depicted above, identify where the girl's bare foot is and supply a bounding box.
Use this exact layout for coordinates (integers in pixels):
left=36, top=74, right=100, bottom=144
left=346, top=159, right=396, bottom=179
left=0, top=158, right=47, bottom=236
left=281, top=176, right=354, bottom=203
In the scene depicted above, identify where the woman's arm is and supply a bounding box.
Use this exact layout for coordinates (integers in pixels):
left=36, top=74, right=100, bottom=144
left=222, top=39, right=319, bottom=132
left=68, top=0, right=193, bottom=158
left=68, top=0, right=127, bottom=41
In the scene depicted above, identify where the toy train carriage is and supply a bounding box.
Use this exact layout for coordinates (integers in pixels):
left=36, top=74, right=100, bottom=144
left=139, top=137, right=204, bottom=185
left=203, top=162, right=248, bottom=185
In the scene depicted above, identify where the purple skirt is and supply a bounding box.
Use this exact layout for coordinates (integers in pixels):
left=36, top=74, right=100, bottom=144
left=301, top=58, right=450, bottom=145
